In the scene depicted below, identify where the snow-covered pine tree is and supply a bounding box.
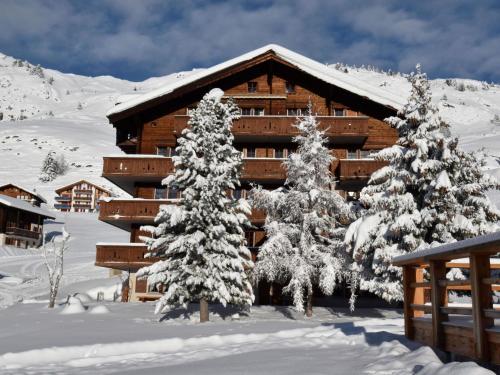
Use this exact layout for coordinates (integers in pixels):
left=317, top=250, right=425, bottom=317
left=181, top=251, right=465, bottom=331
left=137, top=88, right=254, bottom=322
left=347, top=65, right=500, bottom=304
left=252, top=106, right=351, bottom=316
left=39, top=150, right=58, bottom=182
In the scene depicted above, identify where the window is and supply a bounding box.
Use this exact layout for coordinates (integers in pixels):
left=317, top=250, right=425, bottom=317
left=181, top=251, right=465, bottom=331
left=287, top=108, right=299, bottom=116
left=156, top=146, right=176, bottom=157
left=247, top=81, right=257, bottom=93
left=347, top=149, right=358, bottom=159
left=359, top=150, right=372, bottom=159
left=301, top=108, right=309, bottom=116
left=167, top=187, right=178, bottom=200
left=274, top=148, right=285, bottom=159
left=334, top=108, right=345, bottom=117
left=245, top=148, right=256, bottom=158
left=154, top=188, right=167, bottom=199
left=233, top=189, right=242, bottom=200
left=241, top=108, right=264, bottom=116
left=285, top=81, right=295, bottom=93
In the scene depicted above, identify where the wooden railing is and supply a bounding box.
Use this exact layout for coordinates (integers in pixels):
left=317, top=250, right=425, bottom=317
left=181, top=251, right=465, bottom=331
left=99, top=199, right=266, bottom=225
left=338, top=159, right=387, bottom=179
left=102, top=156, right=174, bottom=178
left=103, top=156, right=387, bottom=184
left=5, top=227, right=40, bottom=240
left=95, top=243, right=160, bottom=270
left=393, top=231, right=500, bottom=364
left=173, top=115, right=369, bottom=138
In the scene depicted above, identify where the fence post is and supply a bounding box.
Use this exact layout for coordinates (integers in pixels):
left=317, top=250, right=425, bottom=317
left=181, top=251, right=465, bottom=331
left=403, top=265, right=424, bottom=339
left=429, top=260, right=448, bottom=349
left=470, top=254, right=493, bottom=361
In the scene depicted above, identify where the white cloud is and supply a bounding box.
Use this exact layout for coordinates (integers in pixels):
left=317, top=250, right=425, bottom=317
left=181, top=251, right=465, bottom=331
left=0, top=0, right=498, bottom=82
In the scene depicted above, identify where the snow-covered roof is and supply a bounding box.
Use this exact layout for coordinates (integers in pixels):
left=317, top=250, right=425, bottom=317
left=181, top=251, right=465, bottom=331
left=392, top=231, right=500, bottom=265
left=0, top=195, right=55, bottom=218
left=107, top=44, right=405, bottom=118
left=55, top=179, right=113, bottom=195
left=0, top=183, right=47, bottom=204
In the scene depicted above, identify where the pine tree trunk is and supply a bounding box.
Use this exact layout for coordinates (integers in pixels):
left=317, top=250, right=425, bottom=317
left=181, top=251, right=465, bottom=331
left=200, top=297, right=209, bottom=323
left=305, top=292, right=313, bottom=317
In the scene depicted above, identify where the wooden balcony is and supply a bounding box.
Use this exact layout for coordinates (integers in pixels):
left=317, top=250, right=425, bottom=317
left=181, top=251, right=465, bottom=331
left=99, top=199, right=266, bottom=231
left=5, top=227, right=40, bottom=240
left=335, top=159, right=387, bottom=190
left=102, top=156, right=288, bottom=193
left=95, top=243, right=160, bottom=271
left=173, top=115, right=369, bottom=145
left=241, top=159, right=286, bottom=182
left=102, top=156, right=174, bottom=194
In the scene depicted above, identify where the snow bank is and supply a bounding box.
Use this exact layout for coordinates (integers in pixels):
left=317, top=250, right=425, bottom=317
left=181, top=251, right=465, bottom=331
left=60, top=297, right=86, bottom=315
left=366, top=346, right=494, bottom=374
left=0, top=321, right=492, bottom=374
left=89, top=305, right=110, bottom=314
left=86, top=283, right=121, bottom=302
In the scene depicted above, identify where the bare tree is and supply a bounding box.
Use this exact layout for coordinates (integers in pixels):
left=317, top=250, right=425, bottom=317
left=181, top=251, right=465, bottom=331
left=43, top=228, right=70, bottom=308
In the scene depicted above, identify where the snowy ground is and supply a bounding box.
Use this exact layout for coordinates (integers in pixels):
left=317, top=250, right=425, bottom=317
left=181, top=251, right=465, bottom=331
left=0, top=213, right=495, bottom=374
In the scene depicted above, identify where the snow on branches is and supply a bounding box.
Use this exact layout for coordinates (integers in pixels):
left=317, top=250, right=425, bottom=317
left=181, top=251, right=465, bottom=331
left=137, top=89, right=254, bottom=320
left=251, top=105, right=351, bottom=315
left=346, top=65, right=500, bottom=304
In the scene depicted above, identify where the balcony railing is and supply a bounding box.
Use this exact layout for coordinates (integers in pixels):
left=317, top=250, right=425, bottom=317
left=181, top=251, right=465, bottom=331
left=173, top=115, right=369, bottom=139
left=55, top=196, right=71, bottom=202
left=95, top=243, right=160, bottom=271
left=5, top=227, right=40, bottom=240
left=338, top=159, right=387, bottom=180
left=102, top=156, right=387, bottom=194
left=99, top=199, right=266, bottom=230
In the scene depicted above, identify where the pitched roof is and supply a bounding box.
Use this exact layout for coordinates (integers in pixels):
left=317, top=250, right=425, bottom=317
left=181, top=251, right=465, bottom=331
left=0, top=195, right=55, bottom=218
left=0, top=183, right=47, bottom=204
left=107, top=44, right=405, bottom=119
left=54, top=179, right=113, bottom=195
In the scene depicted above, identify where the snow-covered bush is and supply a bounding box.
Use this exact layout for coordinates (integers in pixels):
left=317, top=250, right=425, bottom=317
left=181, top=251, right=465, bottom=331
left=347, top=65, right=500, bottom=304
left=137, top=88, right=254, bottom=322
left=251, top=106, right=352, bottom=315
left=39, top=151, right=69, bottom=182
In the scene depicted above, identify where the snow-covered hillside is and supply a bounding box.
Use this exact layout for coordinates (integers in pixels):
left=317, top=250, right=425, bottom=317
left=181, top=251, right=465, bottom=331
left=0, top=52, right=498, bottom=207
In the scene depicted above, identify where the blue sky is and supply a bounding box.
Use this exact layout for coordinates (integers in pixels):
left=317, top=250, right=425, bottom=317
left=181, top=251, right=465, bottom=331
left=0, top=0, right=499, bottom=82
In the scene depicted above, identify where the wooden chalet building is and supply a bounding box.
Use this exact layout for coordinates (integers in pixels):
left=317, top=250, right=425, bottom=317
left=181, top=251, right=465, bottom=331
left=0, top=194, right=54, bottom=248
left=0, top=183, right=47, bottom=207
left=54, top=180, right=112, bottom=213
left=96, top=44, right=404, bottom=302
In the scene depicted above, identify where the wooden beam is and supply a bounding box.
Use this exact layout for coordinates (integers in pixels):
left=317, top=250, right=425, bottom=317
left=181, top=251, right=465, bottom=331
left=403, top=266, right=425, bottom=339
left=470, top=254, right=493, bottom=361
left=410, top=282, right=431, bottom=288
left=430, top=260, right=448, bottom=349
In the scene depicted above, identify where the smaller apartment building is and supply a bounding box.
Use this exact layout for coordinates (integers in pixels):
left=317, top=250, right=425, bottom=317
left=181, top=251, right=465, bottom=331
left=54, top=180, right=112, bottom=213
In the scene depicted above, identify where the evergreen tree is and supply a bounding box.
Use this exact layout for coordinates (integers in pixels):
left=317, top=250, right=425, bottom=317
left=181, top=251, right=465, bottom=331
left=39, top=150, right=58, bottom=182
left=137, top=88, right=254, bottom=322
left=252, top=107, right=351, bottom=316
left=346, top=65, right=500, bottom=303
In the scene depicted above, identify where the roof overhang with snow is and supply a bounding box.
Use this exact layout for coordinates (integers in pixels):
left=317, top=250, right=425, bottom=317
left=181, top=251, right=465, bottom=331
left=0, top=183, right=47, bottom=204
left=0, top=195, right=55, bottom=219
left=107, top=44, right=405, bottom=122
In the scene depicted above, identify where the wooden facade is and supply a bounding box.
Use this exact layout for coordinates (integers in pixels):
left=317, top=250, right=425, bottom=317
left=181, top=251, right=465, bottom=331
left=54, top=179, right=112, bottom=213
left=393, top=232, right=500, bottom=366
left=97, top=45, right=399, bottom=301
left=0, top=195, right=54, bottom=248
left=0, top=183, right=46, bottom=207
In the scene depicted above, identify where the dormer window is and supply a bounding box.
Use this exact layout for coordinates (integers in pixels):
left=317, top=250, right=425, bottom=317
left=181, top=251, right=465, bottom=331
left=285, top=81, right=295, bottom=94
left=247, top=81, right=257, bottom=93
